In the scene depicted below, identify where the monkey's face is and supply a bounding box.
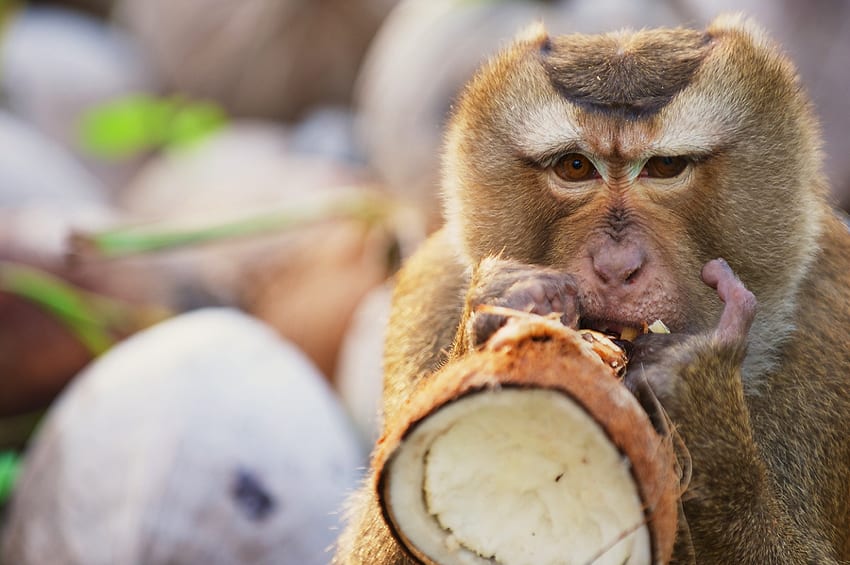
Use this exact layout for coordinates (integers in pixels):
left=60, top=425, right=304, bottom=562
left=442, top=16, right=824, bottom=335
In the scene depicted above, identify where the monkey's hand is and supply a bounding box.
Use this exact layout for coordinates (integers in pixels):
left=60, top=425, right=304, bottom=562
left=625, top=259, right=835, bottom=562
left=625, top=258, right=755, bottom=413
left=456, top=256, right=579, bottom=356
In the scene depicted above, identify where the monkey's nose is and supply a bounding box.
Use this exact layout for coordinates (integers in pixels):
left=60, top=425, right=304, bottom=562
left=592, top=245, right=646, bottom=287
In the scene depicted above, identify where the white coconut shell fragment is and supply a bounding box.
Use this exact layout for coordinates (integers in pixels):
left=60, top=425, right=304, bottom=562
left=1, top=308, right=365, bottom=565
left=375, top=313, right=679, bottom=565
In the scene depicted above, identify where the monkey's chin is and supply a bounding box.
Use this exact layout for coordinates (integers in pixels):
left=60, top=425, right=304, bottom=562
left=383, top=389, right=652, bottom=565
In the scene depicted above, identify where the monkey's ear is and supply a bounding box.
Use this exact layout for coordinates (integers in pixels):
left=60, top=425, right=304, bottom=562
left=707, top=12, right=792, bottom=70
left=707, top=12, right=772, bottom=46
left=513, top=21, right=550, bottom=48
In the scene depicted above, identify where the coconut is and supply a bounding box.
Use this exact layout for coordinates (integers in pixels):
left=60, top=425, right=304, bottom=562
left=374, top=312, right=680, bottom=565
left=1, top=308, right=365, bottom=564
left=334, top=283, right=393, bottom=446
left=114, top=0, right=397, bottom=121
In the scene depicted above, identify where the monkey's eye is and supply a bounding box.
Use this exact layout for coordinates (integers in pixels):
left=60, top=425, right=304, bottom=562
left=643, top=156, right=688, bottom=178
left=553, top=153, right=598, bottom=182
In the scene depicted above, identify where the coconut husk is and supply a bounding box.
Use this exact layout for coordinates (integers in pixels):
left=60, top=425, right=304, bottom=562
left=374, top=311, right=681, bottom=565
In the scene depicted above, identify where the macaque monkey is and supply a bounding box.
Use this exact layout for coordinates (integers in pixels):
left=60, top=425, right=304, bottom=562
left=335, top=14, right=850, bottom=564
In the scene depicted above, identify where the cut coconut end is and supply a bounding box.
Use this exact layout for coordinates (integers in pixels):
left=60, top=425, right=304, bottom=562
left=376, top=312, right=678, bottom=565
left=384, top=388, right=650, bottom=565
left=385, top=388, right=651, bottom=565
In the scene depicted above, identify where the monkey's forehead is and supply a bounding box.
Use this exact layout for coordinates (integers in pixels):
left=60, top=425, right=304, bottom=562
left=451, top=17, right=805, bottom=162
left=542, top=29, right=712, bottom=121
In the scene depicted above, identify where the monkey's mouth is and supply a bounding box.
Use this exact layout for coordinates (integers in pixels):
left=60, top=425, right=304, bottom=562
left=579, top=318, right=645, bottom=342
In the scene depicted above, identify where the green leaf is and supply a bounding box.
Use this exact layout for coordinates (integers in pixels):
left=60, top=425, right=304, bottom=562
left=78, top=95, right=227, bottom=159
left=166, top=102, right=227, bottom=148
left=78, top=95, right=169, bottom=158
left=0, top=451, right=20, bottom=505
left=0, top=262, right=114, bottom=354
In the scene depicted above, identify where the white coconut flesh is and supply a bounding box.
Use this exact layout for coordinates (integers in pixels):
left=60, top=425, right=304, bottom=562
left=384, top=388, right=651, bottom=565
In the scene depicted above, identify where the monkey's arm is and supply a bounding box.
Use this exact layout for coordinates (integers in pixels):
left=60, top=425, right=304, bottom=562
left=381, top=229, right=470, bottom=421
left=334, top=230, right=469, bottom=564
left=639, top=340, right=836, bottom=563
left=633, top=260, right=839, bottom=564
left=382, top=229, right=580, bottom=420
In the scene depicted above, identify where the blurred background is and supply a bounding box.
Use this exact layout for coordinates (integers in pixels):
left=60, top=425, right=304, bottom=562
left=0, top=0, right=847, bottom=563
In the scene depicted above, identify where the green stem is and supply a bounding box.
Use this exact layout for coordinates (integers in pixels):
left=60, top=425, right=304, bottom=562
left=0, top=263, right=115, bottom=354
left=0, top=451, right=21, bottom=505
left=73, top=193, right=392, bottom=259
left=0, top=263, right=169, bottom=356
left=0, top=410, right=44, bottom=452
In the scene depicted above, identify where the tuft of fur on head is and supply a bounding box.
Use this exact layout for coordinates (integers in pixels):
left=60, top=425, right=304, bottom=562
left=513, top=20, right=549, bottom=46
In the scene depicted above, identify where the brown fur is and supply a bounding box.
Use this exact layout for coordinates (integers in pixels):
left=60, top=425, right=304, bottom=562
left=543, top=29, right=713, bottom=119
left=335, top=14, right=850, bottom=564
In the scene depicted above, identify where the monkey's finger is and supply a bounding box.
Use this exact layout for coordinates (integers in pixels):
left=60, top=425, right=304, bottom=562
left=700, top=258, right=732, bottom=291
left=701, top=258, right=757, bottom=343
left=510, top=277, right=579, bottom=318
left=469, top=312, right=509, bottom=348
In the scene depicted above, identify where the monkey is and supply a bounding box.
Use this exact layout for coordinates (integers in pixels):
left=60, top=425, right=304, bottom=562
left=334, top=14, right=850, bottom=564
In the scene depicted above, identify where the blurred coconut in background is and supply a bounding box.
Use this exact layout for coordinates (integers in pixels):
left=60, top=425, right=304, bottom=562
left=115, top=0, right=399, bottom=121
left=1, top=309, right=365, bottom=565
left=1, top=7, right=157, bottom=192
left=335, top=284, right=393, bottom=446
left=0, top=111, right=109, bottom=226
left=26, top=0, right=114, bottom=18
